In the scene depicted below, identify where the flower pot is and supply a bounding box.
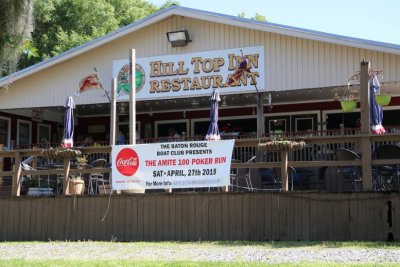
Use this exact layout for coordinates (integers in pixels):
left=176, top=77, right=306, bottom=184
left=340, top=100, right=357, bottom=112
left=69, top=179, right=85, bottom=194
left=375, top=94, right=391, bottom=106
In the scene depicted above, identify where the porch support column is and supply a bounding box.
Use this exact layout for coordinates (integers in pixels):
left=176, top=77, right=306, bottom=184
left=62, top=158, right=71, bottom=195
left=12, top=151, right=22, bottom=196
left=129, top=49, right=136, bottom=145
left=0, top=144, right=3, bottom=184
left=280, top=149, right=289, bottom=191
left=110, top=79, right=117, bottom=146
left=359, top=60, right=373, bottom=190
left=256, top=92, right=265, bottom=138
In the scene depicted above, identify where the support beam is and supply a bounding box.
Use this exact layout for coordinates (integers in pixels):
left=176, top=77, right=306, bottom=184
left=280, top=149, right=289, bottom=191
left=0, top=144, right=3, bottom=183
left=11, top=151, right=22, bottom=196
left=110, top=78, right=117, bottom=146
left=129, top=49, right=136, bottom=145
left=359, top=61, right=373, bottom=190
left=360, top=61, right=371, bottom=134
left=256, top=92, right=265, bottom=138
left=62, top=158, right=71, bottom=195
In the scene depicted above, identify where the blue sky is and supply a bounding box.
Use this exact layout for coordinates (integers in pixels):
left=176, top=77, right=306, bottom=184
left=148, top=0, right=400, bottom=45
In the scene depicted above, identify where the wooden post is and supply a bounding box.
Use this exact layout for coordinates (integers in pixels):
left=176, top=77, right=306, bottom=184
left=62, top=158, right=71, bottom=195
left=110, top=79, right=117, bottom=146
left=12, top=151, right=22, bottom=196
left=256, top=92, right=265, bottom=138
left=129, top=49, right=136, bottom=145
left=360, top=61, right=371, bottom=134
left=280, top=149, right=289, bottom=191
left=0, top=144, right=3, bottom=182
left=359, top=61, right=373, bottom=190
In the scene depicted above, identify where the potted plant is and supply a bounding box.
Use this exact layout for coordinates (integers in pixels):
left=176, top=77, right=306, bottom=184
left=75, top=155, right=88, bottom=167
left=340, top=99, right=357, bottom=112
left=337, top=82, right=358, bottom=112
left=375, top=94, right=391, bottom=106
left=68, top=175, right=85, bottom=194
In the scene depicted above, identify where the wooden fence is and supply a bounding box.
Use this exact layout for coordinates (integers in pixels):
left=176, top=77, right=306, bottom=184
left=0, top=192, right=398, bottom=242
left=1, top=133, right=400, bottom=196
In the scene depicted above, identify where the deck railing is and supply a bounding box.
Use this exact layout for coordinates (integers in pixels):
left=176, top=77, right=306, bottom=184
left=1, top=133, right=400, bottom=196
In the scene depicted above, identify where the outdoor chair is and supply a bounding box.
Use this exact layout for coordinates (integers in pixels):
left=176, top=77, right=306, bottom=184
left=88, top=159, right=107, bottom=194
left=335, top=148, right=362, bottom=191
left=290, top=167, right=314, bottom=190
left=231, top=156, right=256, bottom=191
left=373, top=144, right=400, bottom=191
left=259, top=168, right=280, bottom=189
left=21, top=162, right=55, bottom=195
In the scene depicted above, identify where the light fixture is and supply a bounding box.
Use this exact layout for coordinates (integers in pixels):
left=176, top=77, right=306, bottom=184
left=166, top=30, right=191, bottom=47
left=118, top=102, right=128, bottom=115
left=221, top=96, right=227, bottom=107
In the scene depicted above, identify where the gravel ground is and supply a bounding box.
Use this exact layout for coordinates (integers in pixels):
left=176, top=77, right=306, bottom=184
left=0, top=242, right=399, bottom=264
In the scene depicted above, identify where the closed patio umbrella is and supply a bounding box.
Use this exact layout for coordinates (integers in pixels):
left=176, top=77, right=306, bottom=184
left=205, top=89, right=221, bottom=140
left=370, top=75, right=386, bottom=134
left=61, top=96, right=75, bottom=148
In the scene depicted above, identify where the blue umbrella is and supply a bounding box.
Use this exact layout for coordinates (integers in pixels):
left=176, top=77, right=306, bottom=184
left=205, top=89, right=221, bottom=140
left=370, top=75, right=386, bottom=134
left=61, top=96, right=75, bottom=148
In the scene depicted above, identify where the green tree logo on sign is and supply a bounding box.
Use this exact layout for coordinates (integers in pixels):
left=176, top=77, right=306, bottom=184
left=117, top=63, right=145, bottom=94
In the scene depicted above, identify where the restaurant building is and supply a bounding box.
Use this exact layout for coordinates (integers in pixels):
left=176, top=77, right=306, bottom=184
left=1, top=5, right=400, bottom=150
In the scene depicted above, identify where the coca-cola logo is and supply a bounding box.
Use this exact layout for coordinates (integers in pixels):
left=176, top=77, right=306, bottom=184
left=116, top=148, right=139, bottom=176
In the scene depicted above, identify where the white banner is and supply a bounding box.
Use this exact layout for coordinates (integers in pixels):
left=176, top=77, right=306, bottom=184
left=111, top=140, right=235, bottom=190
left=113, top=46, right=264, bottom=101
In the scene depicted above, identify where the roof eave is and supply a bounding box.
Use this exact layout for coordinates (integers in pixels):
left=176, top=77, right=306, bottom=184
left=1, top=5, right=399, bottom=87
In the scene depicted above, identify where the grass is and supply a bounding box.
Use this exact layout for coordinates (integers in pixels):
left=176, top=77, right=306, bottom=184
left=0, top=241, right=399, bottom=266
left=0, top=260, right=399, bottom=267
left=209, top=241, right=400, bottom=248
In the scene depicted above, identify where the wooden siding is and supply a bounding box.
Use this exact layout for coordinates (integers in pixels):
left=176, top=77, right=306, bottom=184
left=0, top=192, right=398, bottom=241
left=1, top=16, right=400, bottom=109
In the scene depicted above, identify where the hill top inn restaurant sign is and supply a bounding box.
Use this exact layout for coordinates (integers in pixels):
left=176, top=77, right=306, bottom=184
left=111, top=140, right=234, bottom=190
left=113, top=46, right=264, bottom=100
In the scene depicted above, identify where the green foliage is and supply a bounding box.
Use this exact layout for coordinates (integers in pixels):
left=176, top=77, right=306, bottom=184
left=237, top=11, right=246, bottom=18
left=17, top=0, right=177, bottom=70
left=0, top=0, right=34, bottom=77
left=252, top=13, right=266, bottom=22
left=237, top=11, right=267, bottom=22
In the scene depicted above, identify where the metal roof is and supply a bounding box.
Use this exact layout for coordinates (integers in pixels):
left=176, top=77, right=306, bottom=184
left=1, top=4, right=399, bottom=87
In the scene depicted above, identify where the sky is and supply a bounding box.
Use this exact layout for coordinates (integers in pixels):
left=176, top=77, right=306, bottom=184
left=148, top=0, right=400, bottom=45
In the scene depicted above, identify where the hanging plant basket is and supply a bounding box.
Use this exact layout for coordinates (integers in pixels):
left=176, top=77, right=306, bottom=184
left=258, top=140, right=306, bottom=151
left=340, top=100, right=357, bottom=112
left=375, top=94, right=391, bottom=106
left=41, top=147, right=82, bottom=160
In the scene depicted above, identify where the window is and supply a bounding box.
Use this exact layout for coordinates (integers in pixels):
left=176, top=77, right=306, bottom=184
left=192, top=117, right=257, bottom=137
left=295, top=117, right=314, bottom=132
left=0, top=117, right=10, bottom=148
left=118, top=122, right=140, bottom=142
left=269, top=119, right=286, bottom=134
left=156, top=120, right=189, bottom=138
left=37, top=124, right=51, bottom=146
left=17, top=120, right=32, bottom=146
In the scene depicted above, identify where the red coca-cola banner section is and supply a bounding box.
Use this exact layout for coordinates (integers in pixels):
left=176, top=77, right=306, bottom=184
left=111, top=140, right=235, bottom=190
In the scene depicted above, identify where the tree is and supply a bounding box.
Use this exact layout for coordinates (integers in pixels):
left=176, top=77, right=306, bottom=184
left=237, top=12, right=267, bottom=22
left=0, top=0, right=34, bottom=78
left=252, top=13, right=266, bottom=22
left=18, top=0, right=177, bottom=69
